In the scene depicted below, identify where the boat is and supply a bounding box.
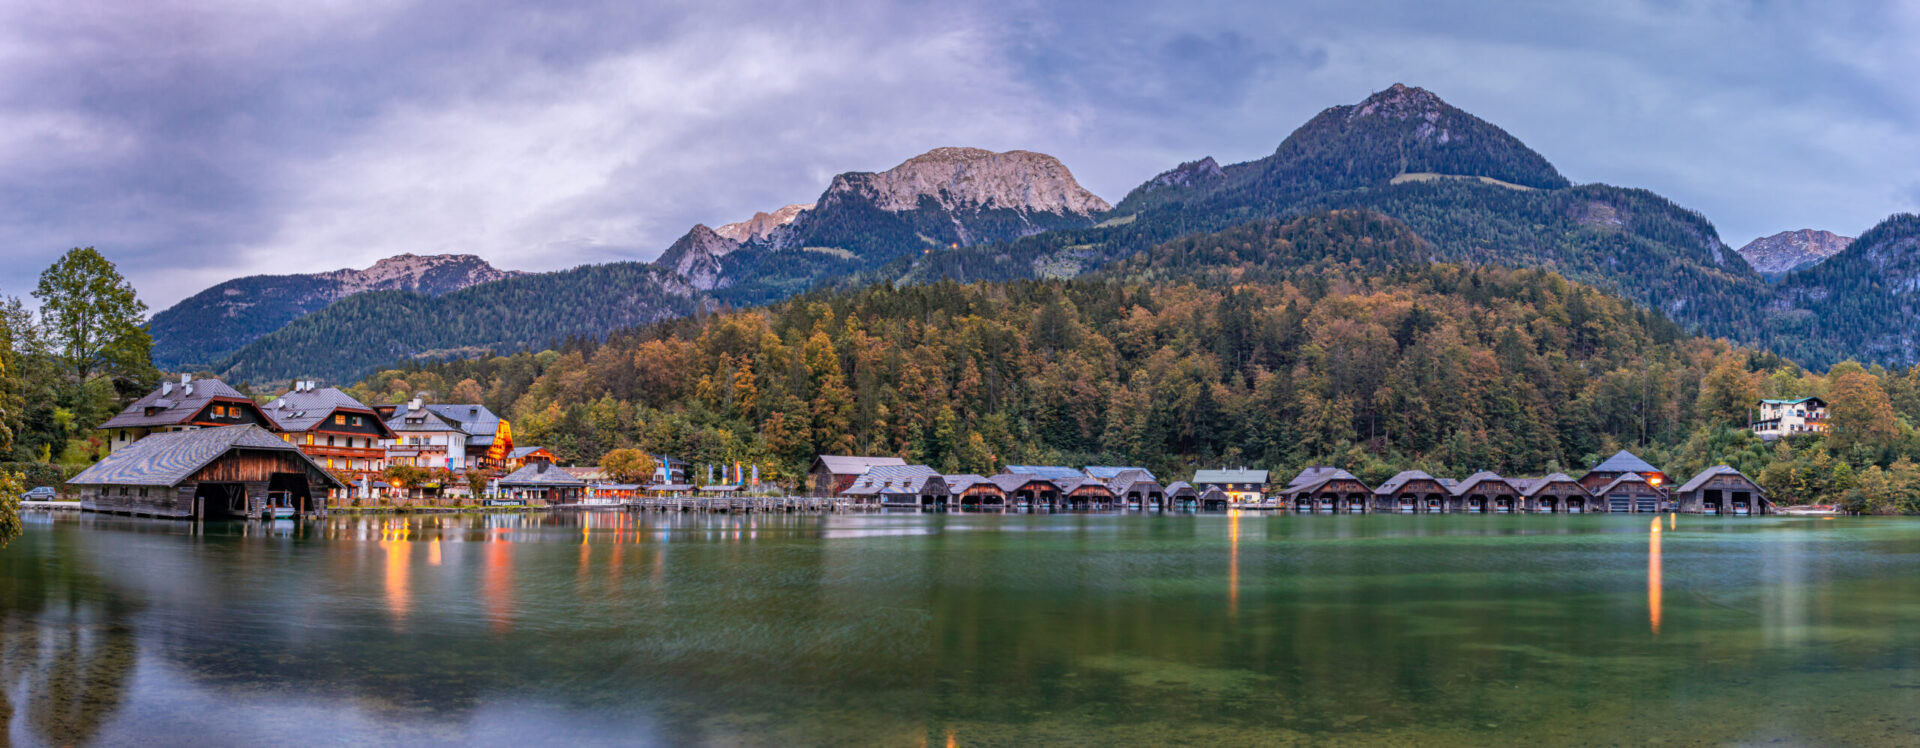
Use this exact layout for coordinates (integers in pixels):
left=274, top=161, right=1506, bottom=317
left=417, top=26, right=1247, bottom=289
left=265, top=492, right=296, bottom=520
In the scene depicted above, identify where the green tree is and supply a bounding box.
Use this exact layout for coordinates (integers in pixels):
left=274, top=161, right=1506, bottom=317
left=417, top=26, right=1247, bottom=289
left=33, top=248, right=155, bottom=386
left=1828, top=370, right=1899, bottom=450
left=601, top=448, right=658, bottom=484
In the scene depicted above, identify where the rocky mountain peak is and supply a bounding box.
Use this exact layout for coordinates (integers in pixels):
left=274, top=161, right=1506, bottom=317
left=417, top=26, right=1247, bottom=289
left=1737, top=229, right=1853, bottom=274
left=715, top=203, right=813, bottom=243
left=316, top=253, right=519, bottom=295
left=823, top=147, right=1112, bottom=217
left=1145, top=157, right=1225, bottom=191
left=655, top=224, right=742, bottom=291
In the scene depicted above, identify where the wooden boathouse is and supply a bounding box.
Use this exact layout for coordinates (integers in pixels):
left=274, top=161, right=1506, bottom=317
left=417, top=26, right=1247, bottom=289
left=498, top=461, right=588, bottom=504
left=1592, top=473, right=1663, bottom=513
left=843, top=465, right=949, bottom=509
left=1280, top=467, right=1371, bottom=512
left=1372, top=470, right=1452, bottom=513
left=946, top=474, right=1006, bottom=509
left=808, top=455, right=908, bottom=497
left=67, top=424, right=344, bottom=519
left=991, top=473, right=1062, bottom=510
left=1057, top=477, right=1116, bottom=509
left=1674, top=466, right=1771, bottom=515
left=1164, top=481, right=1198, bottom=509
left=1107, top=470, right=1166, bottom=510
left=1451, top=471, right=1523, bottom=513
left=1516, top=473, right=1593, bottom=513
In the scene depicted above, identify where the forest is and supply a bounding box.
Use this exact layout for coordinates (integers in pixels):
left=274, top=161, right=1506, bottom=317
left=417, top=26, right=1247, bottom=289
left=339, top=212, right=1920, bottom=513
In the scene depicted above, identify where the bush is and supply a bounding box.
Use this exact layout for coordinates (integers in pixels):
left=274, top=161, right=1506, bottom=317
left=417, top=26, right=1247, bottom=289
left=0, top=462, right=85, bottom=492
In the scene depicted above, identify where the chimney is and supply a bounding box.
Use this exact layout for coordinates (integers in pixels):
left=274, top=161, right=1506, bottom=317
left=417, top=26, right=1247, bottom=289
left=408, top=397, right=423, bottom=412
left=180, top=373, right=191, bottom=386
left=161, top=381, right=172, bottom=396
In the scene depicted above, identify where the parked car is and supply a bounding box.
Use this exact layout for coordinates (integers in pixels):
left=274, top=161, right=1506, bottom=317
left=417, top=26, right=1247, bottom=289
left=22, top=486, right=57, bottom=500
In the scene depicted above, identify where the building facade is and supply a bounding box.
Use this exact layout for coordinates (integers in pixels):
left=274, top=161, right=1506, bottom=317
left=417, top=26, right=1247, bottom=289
left=1752, top=397, right=1828, bottom=439
left=262, top=382, right=394, bottom=487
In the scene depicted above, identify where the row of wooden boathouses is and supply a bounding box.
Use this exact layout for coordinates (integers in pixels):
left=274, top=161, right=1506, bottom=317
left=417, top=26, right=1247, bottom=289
left=826, top=451, right=1773, bottom=515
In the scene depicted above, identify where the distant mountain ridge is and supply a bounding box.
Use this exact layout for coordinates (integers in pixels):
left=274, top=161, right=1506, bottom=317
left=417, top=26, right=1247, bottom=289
left=1737, top=229, right=1852, bottom=275
left=149, top=254, right=519, bottom=370
left=1762, top=214, right=1920, bottom=366
left=189, top=84, right=1920, bottom=382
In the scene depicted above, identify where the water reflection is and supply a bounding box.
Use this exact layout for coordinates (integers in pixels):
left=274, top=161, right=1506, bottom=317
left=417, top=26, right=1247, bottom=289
left=1648, top=516, right=1662, bottom=636
left=4, top=512, right=1919, bottom=745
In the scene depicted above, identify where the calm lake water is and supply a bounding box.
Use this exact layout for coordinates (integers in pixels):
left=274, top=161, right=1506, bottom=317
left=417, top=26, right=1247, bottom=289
left=4, top=510, right=1919, bottom=746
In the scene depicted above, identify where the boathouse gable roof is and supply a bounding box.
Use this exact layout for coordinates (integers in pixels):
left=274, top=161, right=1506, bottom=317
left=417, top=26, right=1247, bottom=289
left=499, top=461, right=588, bottom=487
left=1450, top=471, right=1521, bottom=497
left=1589, top=450, right=1661, bottom=475
left=1164, top=481, right=1197, bottom=496
left=1195, top=468, right=1269, bottom=485
left=1594, top=472, right=1653, bottom=496
left=844, top=465, right=944, bottom=495
left=1675, top=466, right=1763, bottom=495
left=1517, top=473, right=1588, bottom=497
left=989, top=473, right=1055, bottom=493
left=1085, top=466, right=1155, bottom=481
left=68, top=424, right=341, bottom=489
left=1282, top=467, right=1364, bottom=496
left=1004, top=465, right=1085, bottom=481
left=1374, top=470, right=1439, bottom=495
left=813, top=455, right=909, bottom=476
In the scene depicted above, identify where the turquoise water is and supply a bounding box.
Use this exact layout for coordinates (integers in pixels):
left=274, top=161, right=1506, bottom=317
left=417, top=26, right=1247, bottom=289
left=3, top=510, right=1919, bottom=746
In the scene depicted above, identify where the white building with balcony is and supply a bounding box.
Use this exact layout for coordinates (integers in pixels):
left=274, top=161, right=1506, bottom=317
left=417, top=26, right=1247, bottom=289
left=1752, top=397, right=1828, bottom=440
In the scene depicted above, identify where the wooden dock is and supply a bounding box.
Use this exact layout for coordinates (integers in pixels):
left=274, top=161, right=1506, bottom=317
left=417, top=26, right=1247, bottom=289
left=623, top=496, right=863, bottom=513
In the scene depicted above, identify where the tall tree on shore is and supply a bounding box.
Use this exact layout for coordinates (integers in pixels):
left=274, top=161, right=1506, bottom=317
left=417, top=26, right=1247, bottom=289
left=0, top=323, right=21, bottom=546
left=600, top=448, right=657, bottom=484
left=33, top=248, right=156, bottom=388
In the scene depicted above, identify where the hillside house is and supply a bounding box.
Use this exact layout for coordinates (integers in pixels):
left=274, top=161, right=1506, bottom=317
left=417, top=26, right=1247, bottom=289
left=98, top=375, right=276, bottom=455
left=1752, top=397, right=1828, bottom=439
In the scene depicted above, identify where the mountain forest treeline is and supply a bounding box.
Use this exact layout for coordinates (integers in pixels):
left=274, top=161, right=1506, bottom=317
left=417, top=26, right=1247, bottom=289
left=342, top=212, right=1920, bottom=513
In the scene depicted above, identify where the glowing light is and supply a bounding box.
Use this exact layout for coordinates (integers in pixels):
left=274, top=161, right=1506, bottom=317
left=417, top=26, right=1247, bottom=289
left=1669, top=513, right=1675, bottom=531
left=381, top=533, right=410, bottom=625
left=1649, top=517, right=1663, bottom=636
left=1228, top=510, right=1241, bottom=616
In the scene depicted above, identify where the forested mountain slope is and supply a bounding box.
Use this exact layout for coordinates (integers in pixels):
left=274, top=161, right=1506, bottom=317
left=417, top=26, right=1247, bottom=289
left=1764, top=214, right=1920, bottom=367
left=149, top=254, right=518, bottom=370
left=344, top=211, right=1739, bottom=481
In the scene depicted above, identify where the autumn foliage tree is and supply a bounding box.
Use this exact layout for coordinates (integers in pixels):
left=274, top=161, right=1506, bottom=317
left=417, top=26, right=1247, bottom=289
left=600, top=449, right=658, bottom=484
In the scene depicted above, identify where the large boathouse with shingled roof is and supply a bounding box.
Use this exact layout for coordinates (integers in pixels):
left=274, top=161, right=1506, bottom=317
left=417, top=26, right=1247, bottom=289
left=68, top=424, right=344, bottom=519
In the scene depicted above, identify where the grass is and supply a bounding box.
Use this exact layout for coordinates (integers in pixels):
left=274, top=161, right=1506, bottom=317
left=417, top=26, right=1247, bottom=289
left=801, top=246, right=856, bottom=259
left=1093, top=213, right=1138, bottom=228
left=1389, top=172, right=1537, bottom=191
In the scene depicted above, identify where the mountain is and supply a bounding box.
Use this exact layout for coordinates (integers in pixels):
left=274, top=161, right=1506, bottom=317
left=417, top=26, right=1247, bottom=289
left=149, top=254, right=518, bottom=370
left=761, top=147, right=1110, bottom=261
left=1737, top=229, right=1852, bottom=275
left=913, top=84, right=1764, bottom=337
left=714, top=203, right=812, bottom=242
left=1762, top=214, right=1920, bottom=367
left=341, top=209, right=1716, bottom=480
left=214, top=261, right=695, bottom=385
left=654, top=225, right=742, bottom=291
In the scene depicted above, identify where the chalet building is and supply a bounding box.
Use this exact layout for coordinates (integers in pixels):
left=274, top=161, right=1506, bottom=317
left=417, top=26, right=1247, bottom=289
left=652, top=456, right=690, bottom=484
left=1593, top=473, right=1664, bottom=513
left=67, top=424, right=343, bottom=519
left=842, top=465, right=949, bottom=509
left=382, top=400, right=509, bottom=472
left=505, top=446, right=557, bottom=471
left=497, top=462, right=586, bottom=504
left=1005, top=465, right=1088, bottom=482
left=1194, top=468, right=1270, bottom=504
left=1085, top=466, right=1156, bottom=482
left=1451, top=472, right=1524, bottom=513
left=262, top=382, right=393, bottom=490
left=1373, top=470, right=1453, bottom=513
left=1752, top=397, right=1828, bottom=439
left=808, top=455, right=908, bottom=497
left=1107, top=470, right=1166, bottom=509
left=991, top=474, right=1061, bottom=509
left=1164, top=481, right=1199, bottom=509
left=98, top=375, right=276, bottom=455
left=1579, top=450, right=1668, bottom=495
left=1674, top=466, right=1771, bottom=515
left=1057, top=477, right=1116, bottom=509
left=1279, top=467, right=1369, bottom=512
left=1515, top=473, right=1592, bottom=513
left=946, top=474, right=1007, bottom=508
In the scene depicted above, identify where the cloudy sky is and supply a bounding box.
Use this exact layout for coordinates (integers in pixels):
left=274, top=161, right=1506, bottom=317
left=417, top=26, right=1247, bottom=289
left=3, top=0, right=1916, bottom=311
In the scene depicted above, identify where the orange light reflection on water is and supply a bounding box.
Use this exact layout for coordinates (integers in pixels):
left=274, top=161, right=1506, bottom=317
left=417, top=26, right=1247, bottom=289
left=484, top=527, right=513, bottom=634
left=1649, top=517, right=1663, bottom=636
left=380, top=523, right=410, bottom=626
left=1228, top=509, right=1241, bottom=617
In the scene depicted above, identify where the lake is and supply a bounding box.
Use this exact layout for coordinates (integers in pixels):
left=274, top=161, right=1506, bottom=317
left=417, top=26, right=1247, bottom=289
left=3, top=510, right=1919, bottom=746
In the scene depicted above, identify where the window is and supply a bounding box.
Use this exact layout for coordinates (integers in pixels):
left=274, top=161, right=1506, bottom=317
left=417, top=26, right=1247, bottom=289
left=327, top=436, right=335, bottom=447
left=334, top=414, right=346, bottom=425
left=326, top=458, right=334, bottom=469
left=306, top=434, right=314, bottom=445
